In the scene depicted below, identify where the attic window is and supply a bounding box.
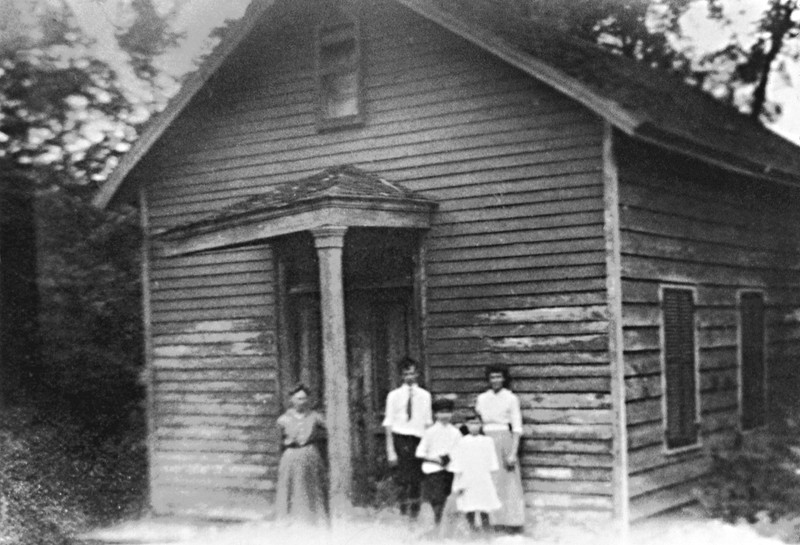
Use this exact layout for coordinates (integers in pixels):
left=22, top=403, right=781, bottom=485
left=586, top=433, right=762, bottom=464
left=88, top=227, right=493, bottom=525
left=316, top=15, right=363, bottom=131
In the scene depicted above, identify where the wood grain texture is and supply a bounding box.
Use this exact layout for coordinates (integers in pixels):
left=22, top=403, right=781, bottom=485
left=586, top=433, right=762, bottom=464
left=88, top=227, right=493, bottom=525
left=137, top=0, right=610, bottom=518
left=617, top=136, right=800, bottom=519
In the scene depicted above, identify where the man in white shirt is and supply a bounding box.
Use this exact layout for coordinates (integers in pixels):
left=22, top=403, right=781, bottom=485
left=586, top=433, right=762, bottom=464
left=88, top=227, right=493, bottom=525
left=383, top=357, right=432, bottom=518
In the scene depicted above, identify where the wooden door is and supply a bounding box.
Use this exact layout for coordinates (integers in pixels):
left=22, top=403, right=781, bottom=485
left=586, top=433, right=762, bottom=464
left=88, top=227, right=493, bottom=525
left=347, top=287, right=416, bottom=504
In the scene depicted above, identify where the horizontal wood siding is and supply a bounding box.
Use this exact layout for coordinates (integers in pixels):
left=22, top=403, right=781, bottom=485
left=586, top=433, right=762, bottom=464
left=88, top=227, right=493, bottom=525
left=148, top=243, right=279, bottom=518
left=616, top=136, right=800, bottom=520
left=135, top=0, right=611, bottom=517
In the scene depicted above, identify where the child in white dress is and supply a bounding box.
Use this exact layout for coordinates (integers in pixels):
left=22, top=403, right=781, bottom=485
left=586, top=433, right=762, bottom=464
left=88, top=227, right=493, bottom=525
left=449, top=410, right=501, bottom=533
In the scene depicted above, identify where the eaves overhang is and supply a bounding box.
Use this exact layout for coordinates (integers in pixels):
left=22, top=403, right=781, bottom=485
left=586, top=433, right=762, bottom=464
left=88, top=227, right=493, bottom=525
left=153, top=166, right=438, bottom=257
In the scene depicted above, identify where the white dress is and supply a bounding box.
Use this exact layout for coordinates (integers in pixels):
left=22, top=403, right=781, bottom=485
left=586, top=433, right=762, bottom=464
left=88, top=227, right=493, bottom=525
left=449, top=434, right=501, bottom=512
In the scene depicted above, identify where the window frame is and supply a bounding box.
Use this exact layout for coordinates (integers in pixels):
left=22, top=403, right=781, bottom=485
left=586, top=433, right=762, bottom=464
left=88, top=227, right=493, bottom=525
left=315, top=12, right=364, bottom=132
left=659, top=285, right=702, bottom=454
left=737, top=289, right=768, bottom=432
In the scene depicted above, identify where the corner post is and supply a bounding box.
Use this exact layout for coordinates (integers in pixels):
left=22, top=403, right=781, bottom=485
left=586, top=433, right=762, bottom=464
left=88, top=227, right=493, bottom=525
left=311, top=226, right=352, bottom=517
left=603, top=122, right=630, bottom=536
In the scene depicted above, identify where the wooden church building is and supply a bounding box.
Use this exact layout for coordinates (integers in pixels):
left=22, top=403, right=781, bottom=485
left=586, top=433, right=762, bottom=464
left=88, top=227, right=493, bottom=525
left=95, top=0, right=800, bottom=524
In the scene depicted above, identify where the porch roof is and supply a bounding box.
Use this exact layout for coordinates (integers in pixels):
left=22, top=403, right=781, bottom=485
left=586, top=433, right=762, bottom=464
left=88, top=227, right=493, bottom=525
left=155, top=165, right=438, bottom=256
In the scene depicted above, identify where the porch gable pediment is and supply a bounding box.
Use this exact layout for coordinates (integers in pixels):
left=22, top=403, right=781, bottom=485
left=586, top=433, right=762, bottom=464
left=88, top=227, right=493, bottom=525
left=155, top=165, right=438, bottom=256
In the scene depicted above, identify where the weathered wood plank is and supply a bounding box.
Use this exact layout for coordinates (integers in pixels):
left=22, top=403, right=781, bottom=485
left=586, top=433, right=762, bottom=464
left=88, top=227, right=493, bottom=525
left=521, top=393, right=611, bottom=410
left=528, top=493, right=613, bottom=511
left=151, top=307, right=275, bottom=324
left=152, top=330, right=273, bottom=346
left=522, top=452, right=614, bottom=468
left=152, top=355, right=276, bottom=370
left=150, top=294, right=275, bottom=312
left=628, top=456, right=711, bottom=498
left=432, top=377, right=611, bottom=393
left=428, top=292, right=607, bottom=313
left=151, top=318, right=273, bottom=336
left=428, top=278, right=607, bottom=301
left=426, top=265, right=607, bottom=288
left=429, top=351, right=609, bottom=366
left=429, top=364, right=609, bottom=380
left=428, top=236, right=604, bottom=262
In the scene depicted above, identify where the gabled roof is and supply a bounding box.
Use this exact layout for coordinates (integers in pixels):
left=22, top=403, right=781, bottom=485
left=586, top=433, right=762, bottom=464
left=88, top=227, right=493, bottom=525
left=156, top=165, right=437, bottom=256
left=94, top=0, right=800, bottom=208
left=405, top=0, right=800, bottom=185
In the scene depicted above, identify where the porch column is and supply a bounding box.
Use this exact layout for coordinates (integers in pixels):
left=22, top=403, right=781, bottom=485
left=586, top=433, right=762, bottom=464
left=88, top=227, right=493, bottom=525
left=311, top=226, right=352, bottom=517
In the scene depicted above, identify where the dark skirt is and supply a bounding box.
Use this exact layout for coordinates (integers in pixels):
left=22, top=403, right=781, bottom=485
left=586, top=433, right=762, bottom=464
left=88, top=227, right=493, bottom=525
left=275, top=444, right=328, bottom=523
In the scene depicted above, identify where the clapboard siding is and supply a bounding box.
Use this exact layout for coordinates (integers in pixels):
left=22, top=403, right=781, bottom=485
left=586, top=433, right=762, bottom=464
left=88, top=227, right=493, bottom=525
left=616, top=136, right=800, bottom=520
left=134, top=0, right=611, bottom=517
left=146, top=244, right=280, bottom=518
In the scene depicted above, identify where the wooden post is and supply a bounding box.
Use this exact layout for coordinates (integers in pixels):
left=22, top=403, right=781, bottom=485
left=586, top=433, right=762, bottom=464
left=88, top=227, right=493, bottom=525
left=311, top=226, right=352, bottom=517
left=603, top=122, right=630, bottom=538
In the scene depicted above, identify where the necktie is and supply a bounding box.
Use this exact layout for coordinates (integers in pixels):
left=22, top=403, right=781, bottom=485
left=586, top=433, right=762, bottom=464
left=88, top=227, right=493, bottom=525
left=406, top=387, right=413, bottom=420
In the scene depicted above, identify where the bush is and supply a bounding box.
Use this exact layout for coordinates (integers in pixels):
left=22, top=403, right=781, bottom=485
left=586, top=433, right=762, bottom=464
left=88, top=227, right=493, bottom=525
left=695, top=407, right=800, bottom=540
left=0, top=402, right=147, bottom=545
left=0, top=188, right=147, bottom=543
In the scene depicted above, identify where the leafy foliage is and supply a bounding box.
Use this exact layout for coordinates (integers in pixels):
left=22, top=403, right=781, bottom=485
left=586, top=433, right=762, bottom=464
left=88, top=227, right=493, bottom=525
left=512, top=0, right=800, bottom=123
left=527, top=0, right=694, bottom=69
left=0, top=0, right=179, bottom=188
left=696, top=407, right=800, bottom=539
left=0, top=186, right=146, bottom=543
left=35, top=188, right=143, bottom=432
left=0, top=402, right=147, bottom=545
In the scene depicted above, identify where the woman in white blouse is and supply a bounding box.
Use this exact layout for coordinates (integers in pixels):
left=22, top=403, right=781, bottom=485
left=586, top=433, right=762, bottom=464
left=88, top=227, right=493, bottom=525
left=474, top=364, right=525, bottom=533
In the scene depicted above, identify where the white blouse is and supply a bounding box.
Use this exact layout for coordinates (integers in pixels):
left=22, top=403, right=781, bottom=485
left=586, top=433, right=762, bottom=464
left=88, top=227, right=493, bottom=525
left=475, top=388, right=523, bottom=434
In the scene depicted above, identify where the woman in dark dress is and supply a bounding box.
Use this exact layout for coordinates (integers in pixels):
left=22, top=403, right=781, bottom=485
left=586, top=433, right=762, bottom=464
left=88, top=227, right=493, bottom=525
left=275, top=384, right=328, bottom=524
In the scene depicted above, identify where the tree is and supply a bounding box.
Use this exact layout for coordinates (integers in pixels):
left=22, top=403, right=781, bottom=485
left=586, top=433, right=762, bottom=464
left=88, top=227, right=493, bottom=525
left=519, top=0, right=800, bottom=126
left=0, top=0, right=181, bottom=190
left=527, top=0, right=693, bottom=70
left=706, top=0, right=800, bottom=121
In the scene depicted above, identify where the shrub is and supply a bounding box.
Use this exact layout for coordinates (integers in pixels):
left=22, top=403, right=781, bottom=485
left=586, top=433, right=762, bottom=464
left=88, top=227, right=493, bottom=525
left=0, top=402, right=147, bottom=545
left=695, top=407, right=800, bottom=537
left=0, top=188, right=147, bottom=543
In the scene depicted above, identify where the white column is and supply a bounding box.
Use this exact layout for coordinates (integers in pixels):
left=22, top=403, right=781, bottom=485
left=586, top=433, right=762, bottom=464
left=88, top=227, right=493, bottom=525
left=311, top=226, right=352, bottom=517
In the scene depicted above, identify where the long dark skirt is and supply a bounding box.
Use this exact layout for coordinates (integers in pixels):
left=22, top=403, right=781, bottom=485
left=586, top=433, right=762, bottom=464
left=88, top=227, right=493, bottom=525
left=485, top=430, right=525, bottom=527
left=275, top=444, right=328, bottom=524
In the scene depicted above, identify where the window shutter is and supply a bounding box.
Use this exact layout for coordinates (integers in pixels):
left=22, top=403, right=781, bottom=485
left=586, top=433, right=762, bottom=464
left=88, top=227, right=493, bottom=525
left=740, top=292, right=765, bottom=430
left=663, top=288, right=697, bottom=449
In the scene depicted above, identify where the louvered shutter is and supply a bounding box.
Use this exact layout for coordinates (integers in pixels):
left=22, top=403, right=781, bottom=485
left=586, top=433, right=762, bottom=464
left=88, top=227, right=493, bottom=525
left=663, top=288, right=697, bottom=449
left=740, top=292, right=765, bottom=430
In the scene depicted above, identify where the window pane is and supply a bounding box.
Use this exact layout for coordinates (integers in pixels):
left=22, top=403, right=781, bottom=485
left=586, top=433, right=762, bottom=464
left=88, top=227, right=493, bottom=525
left=320, top=39, right=356, bottom=69
left=321, top=72, right=359, bottom=118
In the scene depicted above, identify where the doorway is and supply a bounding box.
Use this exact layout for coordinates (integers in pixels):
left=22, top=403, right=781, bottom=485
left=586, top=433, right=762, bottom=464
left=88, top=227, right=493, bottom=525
left=276, top=228, right=422, bottom=504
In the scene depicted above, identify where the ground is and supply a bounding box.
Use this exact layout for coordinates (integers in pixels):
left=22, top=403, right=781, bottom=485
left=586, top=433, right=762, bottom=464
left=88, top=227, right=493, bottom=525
left=77, top=508, right=787, bottom=545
